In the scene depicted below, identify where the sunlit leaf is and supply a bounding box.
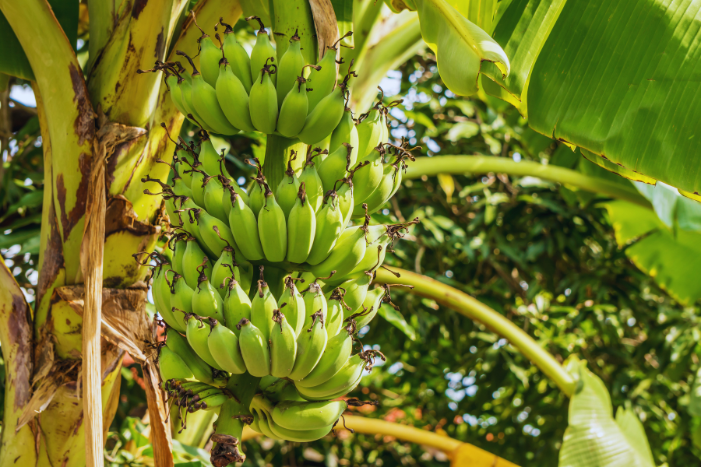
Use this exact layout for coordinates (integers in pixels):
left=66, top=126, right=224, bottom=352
left=378, top=304, right=417, bottom=340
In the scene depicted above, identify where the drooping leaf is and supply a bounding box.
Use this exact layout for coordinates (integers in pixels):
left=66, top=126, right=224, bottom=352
left=527, top=0, right=701, bottom=195
left=602, top=200, right=701, bottom=305
left=559, top=360, right=655, bottom=467
left=581, top=148, right=657, bottom=186
left=411, top=0, right=510, bottom=96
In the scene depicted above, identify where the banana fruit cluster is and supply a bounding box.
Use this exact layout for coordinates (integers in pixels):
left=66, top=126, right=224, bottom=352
left=161, top=16, right=356, bottom=143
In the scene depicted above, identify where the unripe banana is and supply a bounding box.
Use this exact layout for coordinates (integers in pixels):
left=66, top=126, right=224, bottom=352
left=277, top=75, right=309, bottom=138
left=341, top=273, right=372, bottom=313
left=306, top=192, right=345, bottom=265
left=228, top=190, right=265, bottom=261
left=286, top=183, right=316, bottom=264
left=310, top=219, right=369, bottom=280
left=158, top=345, right=195, bottom=381
left=289, top=310, right=328, bottom=381
left=346, top=233, right=390, bottom=278
left=166, top=327, right=215, bottom=384
left=271, top=400, right=346, bottom=431
left=247, top=16, right=277, bottom=85
left=223, top=278, right=252, bottom=334
left=275, top=155, right=301, bottom=219
left=191, top=263, right=225, bottom=322
left=165, top=73, right=190, bottom=120
left=207, top=319, right=247, bottom=374
left=168, top=273, right=193, bottom=331
left=302, top=282, right=328, bottom=324
left=330, top=109, right=359, bottom=165
left=265, top=412, right=334, bottom=442
left=295, top=353, right=366, bottom=400
left=278, top=276, right=306, bottom=336
left=318, top=143, right=353, bottom=194
left=198, top=137, right=227, bottom=179
left=270, top=309, right=297, bottom=378
left=253, top=408, right=282, bottom=440
left=211, top=247, right=241, bottom=299
left=203, top=177, right=229, bottom=223
left=250, top=272, right=279, bottom=340
left=257, top=185, right=287, bottom=262
left=182, top=238, right=211, bottom=289
left=177, top=76, right=218, bottom=133
left=336, top=177, right=355, bottom=227
left=357, top=105, right=383, bottom=158
left=351, top=145, right=385, bottom=206
left=175, top=146, right=196, bottom=189
left=298, top=152, right=325, bottom=212
left=178, top=52, right=239, bottom=135
left=296, top=322, right=354, bottom=388
left=194, top=209, right=236, bottom=258
left=350, top=285, right=386, bottom=327
left=219, top=18, right=253, bottom=92
left=196, top=34, right=222, bottom=89
left=297, top=86, right=346, bottom=145
left=190, top=170, right=208, bottom=208
left=306, top=47, right=338, bottom=111
left=276, top=32, right=306, bottom=106
left=152, top=267, right=181, bottom=331
left=237, top=318, right=271, bottom=377
left=221, top=179, right=249, bottom=219
left=249, top=59, right=279, bottom=134
left=324, top=288, right=346, bottom=338
left=248, top=178, right=267, bottom=217
left=172, top=235, right=187, bottom=275
left=355, top=155, right=407, bottom=216
left=216, top=60, right=256, bottom=132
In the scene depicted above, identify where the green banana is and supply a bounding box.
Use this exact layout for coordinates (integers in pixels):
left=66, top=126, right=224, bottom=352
left=208, top=319, right=247, bottom=374
left=190, top=169, right=208, bottom=207
left=165, top=73, right=190, bottom=120
left=306, top=46, right=338, bottom=111
left=289, top=310, right=328, bottom=381
left=153, top=267, right=182, bottom=331
left=318, top=143, right=353, bottom=194
left=223, top=277, right=252, bottom=334
left=194, top=208, right=236, bottom=258
left=248, top=175, right=267, bottom=217
left=253, top=408, right=282, bottom=440
left=191, top=260, right=225, bottom=322
left=302, top=281, right=328, bottom=324
left=270, top=309, right=298, bottom=378
left=215, top=60, right=256, bottom=132
left=275, top=153, right=301, bottom=219
left=250, top=271, right=279, bottom=340
left=257, top=184, right=287, bottom=262
left=296, top=321, right=354, bottom=388
left=195, top=30, right=222, bottom=89
left=271, top=400, right=346, bottom=431
left=336, top=176, right=355, bottom=227
left=177, top=52, right=239, bottom=135
left=165, top=327, right=215, bottom=385
left=228, top=190, right=265, bottom=261
left=356, top=104, right=383, bottom=158
left=221, top=179, right=249, bottom=219
left=276, top=31, right=306, bottom=106
left=341, top=273, right=372, bottom=313
left=182, top=237, right=211, bottom=289
left=198, top=137, right=227, bottom=179
left=346, top=233, right=390, bottom=278
left=350, top=285, right=386, bottom=327
left=203, top=176, right=228, bottom=222
left=306, top=192, right=345, bottom=266
left=211, top=247, right=241, bottom=299
left=171, top=234, right=187, bottom=275
left=247, top=16, right=277, bottom=85
left=168, top=273, right=193, bottom=331
left=185, top=314, right=225, bottom=371
left=310, top=217, right=369, bottom=280
left=278, top=276, right=306, bottom=336
left=330, top=109, right=359, bottom=165
left=295, top=353, right=368, bottom=401
left=219, top=18, right=253, bottom=92
left=286, top=183, right=316, bottom=264
left=158, top=345, right=195, bottom=382
left=277, top=73, right=309, bottom=137
left=298, top=148, right=325, bottom=212
left=296, top=85, right=346, bottom=145
left=249, top=58, right=279, bottom=134
left=237, top=318, right=271, bottom=377
left=177, top=76, right=218, bottom=133
left=351, top=145, right=385, bottom=206
left=324, top=288, right=346, bottom=338
left=265, top=412, right=333, bottom=442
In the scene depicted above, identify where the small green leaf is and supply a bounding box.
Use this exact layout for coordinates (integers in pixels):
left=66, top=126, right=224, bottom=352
left=378, top=304, right=416, bottom=340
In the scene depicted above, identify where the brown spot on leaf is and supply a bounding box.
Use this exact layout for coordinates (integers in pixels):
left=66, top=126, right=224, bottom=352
left=155, top=27, right=165, bottom=59
left=37, top=201, right=65, bottom=304
left=132, top=0, right=148, bottom=19
left=56, top=152, right=92, bottom=237
left=68, top=63, right=95, bottom=146
left=8, top=292, right=33, bottom=411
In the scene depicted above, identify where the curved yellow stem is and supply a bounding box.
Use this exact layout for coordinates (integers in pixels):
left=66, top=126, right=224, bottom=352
left=405, top=156, right=651, bottom=209
left=375, top=267, right=577, bottom=396
left=241, top=415, right=519, bottom=466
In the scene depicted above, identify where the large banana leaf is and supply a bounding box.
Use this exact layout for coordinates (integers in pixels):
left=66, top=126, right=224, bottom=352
left=559, top=359, right=655, bottom=467
left=480, top=0, right=701, bottom=195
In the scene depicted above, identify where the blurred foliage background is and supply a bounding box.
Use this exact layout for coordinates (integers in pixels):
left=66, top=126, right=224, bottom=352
left=1, top=23, right=699, bottom=467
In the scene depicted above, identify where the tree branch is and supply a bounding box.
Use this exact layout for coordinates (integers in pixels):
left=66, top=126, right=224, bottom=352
left=405, top=156, right=652, bottom=209
left=374, top=267, right=577, bottom=396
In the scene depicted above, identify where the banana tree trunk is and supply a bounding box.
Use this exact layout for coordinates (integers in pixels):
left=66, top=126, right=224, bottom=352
left=0, top=0, right=242, bottom=465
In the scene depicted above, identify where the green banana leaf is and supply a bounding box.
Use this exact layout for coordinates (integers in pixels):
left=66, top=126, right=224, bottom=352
left=411, top=0, right=510, bottom=96
left=331, top=0, right=354, bottom=48
left=559, top=359, right=655, bottom=467
left=0, top=0, right=78, bottom=80
left=480, top=0, right=701, bottom=195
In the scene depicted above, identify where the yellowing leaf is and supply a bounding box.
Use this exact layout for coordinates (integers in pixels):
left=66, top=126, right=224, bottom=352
left=437, top=174, right=455, bottom=201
